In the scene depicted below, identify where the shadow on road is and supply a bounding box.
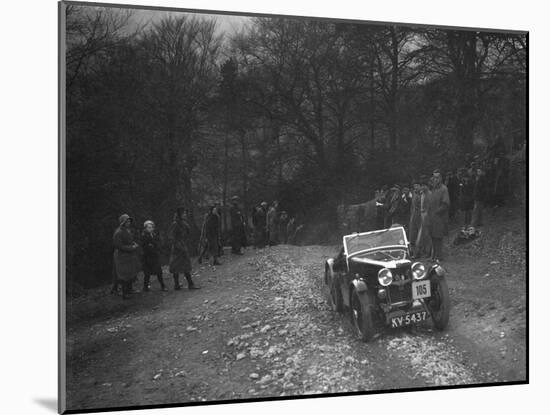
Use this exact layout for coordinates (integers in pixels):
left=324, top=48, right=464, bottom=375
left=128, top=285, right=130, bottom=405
left=34, top=398, right=57, bottom=413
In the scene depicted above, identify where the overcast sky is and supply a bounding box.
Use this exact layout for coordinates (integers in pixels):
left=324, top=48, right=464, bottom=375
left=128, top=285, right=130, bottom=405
left=127, top=8, right=252, bottom=37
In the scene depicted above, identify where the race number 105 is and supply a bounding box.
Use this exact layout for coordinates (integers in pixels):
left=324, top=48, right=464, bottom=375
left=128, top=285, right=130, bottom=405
left=412, top=280, right=431, bottom=300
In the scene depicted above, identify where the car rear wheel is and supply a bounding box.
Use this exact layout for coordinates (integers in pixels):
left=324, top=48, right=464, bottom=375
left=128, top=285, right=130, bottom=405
left=428, top=276, right=450, bottom=330
left=325, top=269, right=343, bottom=312
left=350, top=288, right=376, bottom=342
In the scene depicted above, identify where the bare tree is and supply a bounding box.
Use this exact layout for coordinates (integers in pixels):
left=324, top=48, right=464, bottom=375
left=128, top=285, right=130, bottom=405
left=140, top=15, right=222, bottom=225
left=233, top=18, right=369, bottom=201
left=65, top=5, right=134, bottom=91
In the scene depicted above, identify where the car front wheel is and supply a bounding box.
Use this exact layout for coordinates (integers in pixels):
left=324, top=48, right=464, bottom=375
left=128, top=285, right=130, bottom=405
left=350, top=288, right=376, bottom=342
left=428, top=276, right=450, bottom=330
left=325, top=270, right=343, bottom=312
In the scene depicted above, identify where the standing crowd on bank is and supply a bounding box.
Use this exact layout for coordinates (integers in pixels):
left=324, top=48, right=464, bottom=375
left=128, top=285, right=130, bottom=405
left=374, top=146, right=510, bottom=262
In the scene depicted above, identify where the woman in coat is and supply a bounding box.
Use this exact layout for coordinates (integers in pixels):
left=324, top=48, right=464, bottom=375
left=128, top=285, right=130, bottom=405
left=113, top=214, right=140, bottom=299
left=169, top=207, right=199, bottom=290
left=199, top=206, right=222, bottom=266
left=141, top=220, right=166, bottom=292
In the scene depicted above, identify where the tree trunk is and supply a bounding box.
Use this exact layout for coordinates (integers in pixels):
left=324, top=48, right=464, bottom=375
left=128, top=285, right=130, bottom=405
left=240, top=131, right=248, bottom=217
left=389, top=26, right=399, bottom=151
left=274, top=122, right=283, bottom=191
left=222, top=131, right=229, bottom=233
left=450, top=31, right=478, bottom=155
left=369, top=65, right=376, bottom=151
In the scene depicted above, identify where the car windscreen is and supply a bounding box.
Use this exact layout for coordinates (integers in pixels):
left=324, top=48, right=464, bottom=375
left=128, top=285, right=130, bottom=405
left=344, top=227, right=407, bottom=256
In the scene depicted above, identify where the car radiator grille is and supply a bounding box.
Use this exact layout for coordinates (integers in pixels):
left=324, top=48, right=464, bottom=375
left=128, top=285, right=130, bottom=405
left=388, top=282, right=412, bottom=304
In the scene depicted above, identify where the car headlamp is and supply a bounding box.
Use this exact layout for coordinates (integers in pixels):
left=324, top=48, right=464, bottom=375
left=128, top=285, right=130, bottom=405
left=377, top=268, right=393, bottom=286
left=411, top=262, right=426, bottom=280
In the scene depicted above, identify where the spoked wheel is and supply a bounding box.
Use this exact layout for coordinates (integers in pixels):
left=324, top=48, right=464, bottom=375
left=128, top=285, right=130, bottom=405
left=350, top=289, right=376, bottom=342
left=325, top=269, right=343, bottom=312
left=427, top=276, right=450, bottom=330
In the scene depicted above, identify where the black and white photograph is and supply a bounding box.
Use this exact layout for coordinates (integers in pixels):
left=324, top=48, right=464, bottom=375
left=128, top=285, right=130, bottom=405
left=58, top=1, right=527, bottom=412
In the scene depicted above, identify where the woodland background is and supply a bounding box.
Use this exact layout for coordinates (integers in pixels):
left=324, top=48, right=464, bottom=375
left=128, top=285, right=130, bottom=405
left=64, top=5, right=526, bottom=289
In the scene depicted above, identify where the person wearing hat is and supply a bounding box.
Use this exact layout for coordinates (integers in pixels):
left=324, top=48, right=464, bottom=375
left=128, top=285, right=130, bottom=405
left=260, top=202, right=269, bottom=246
left=229, top=196, right=246, bottom=255
left=382, top=184, right=398, bottom=228
left=458, top=167, right=474, bottom=229
left=445, top=170, right=459, bottom=220
left=141, top=220, right=166, bottom=292
left=198, top=205, right=222, bottom=266
left=471, top=167, right=487, bottom=228
left=169, top=207, right=199, bottom=290
left=252, top=204, right=266, bottom=248
left=112, top=214, right=140, bottom=299
left=386, top=184, right=401, bottom=228
left=415, top=176, right=432, bottom=258
left=427, top=170, right=450, bottom=261
left=393, top=184, right=411, bottom=231
left=409, top=179, right=422, bottom=255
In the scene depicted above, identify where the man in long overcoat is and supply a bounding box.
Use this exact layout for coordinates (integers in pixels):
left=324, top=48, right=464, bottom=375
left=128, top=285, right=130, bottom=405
left=113, top=214, right=140, bottom=299
left=428, top=170, right=450, bottom=261
left=141, top=220, right=166, bottom=292
left=169, top=207, right=199, bottom=290
left=251, top=205, right=264, bottom=248
left=445, top=171, right=460, bottom=220
left=199, top=205, right=222, bottom=266
left=259, top=201, right=269, bottom=246
left=229, top=196, right=246, bottom=255
left=457, top=168, right=474, bottom=229
left=472, top=168, right=487, bottom=228
left=416, top=177, right=432, bottom=258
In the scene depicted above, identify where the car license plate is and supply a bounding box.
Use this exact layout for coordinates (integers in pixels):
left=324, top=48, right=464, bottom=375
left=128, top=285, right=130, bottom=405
left=412, top=280, right=431, bottom=300
left=390, top=311, right=428, bottom=328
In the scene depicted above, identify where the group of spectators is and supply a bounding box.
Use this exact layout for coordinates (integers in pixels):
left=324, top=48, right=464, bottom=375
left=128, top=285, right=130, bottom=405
left=374, top=147, right=510, bottom=262
left=197, top=196, right=301, bottom=263
left=250, top=200, right=300, bottom=248
left=111, top=207, right=200, bottom=300
left=110, top=197, right=301, bottom=300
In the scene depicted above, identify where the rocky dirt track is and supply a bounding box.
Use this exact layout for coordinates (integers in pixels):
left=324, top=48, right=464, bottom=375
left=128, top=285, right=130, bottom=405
left=66, top=209, right=526, bottom=411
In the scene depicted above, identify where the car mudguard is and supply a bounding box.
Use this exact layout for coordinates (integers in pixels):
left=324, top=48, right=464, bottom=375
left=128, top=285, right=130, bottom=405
left=325, top=259, right=334, bottom=285
left=351, top=278, right=368, bottom=293
left=428, top=263, right=446, bottom=279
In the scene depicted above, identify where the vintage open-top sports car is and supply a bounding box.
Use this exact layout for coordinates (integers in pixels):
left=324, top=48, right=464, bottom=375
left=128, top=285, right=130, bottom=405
left=324, top=226, right=450, bottom=342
